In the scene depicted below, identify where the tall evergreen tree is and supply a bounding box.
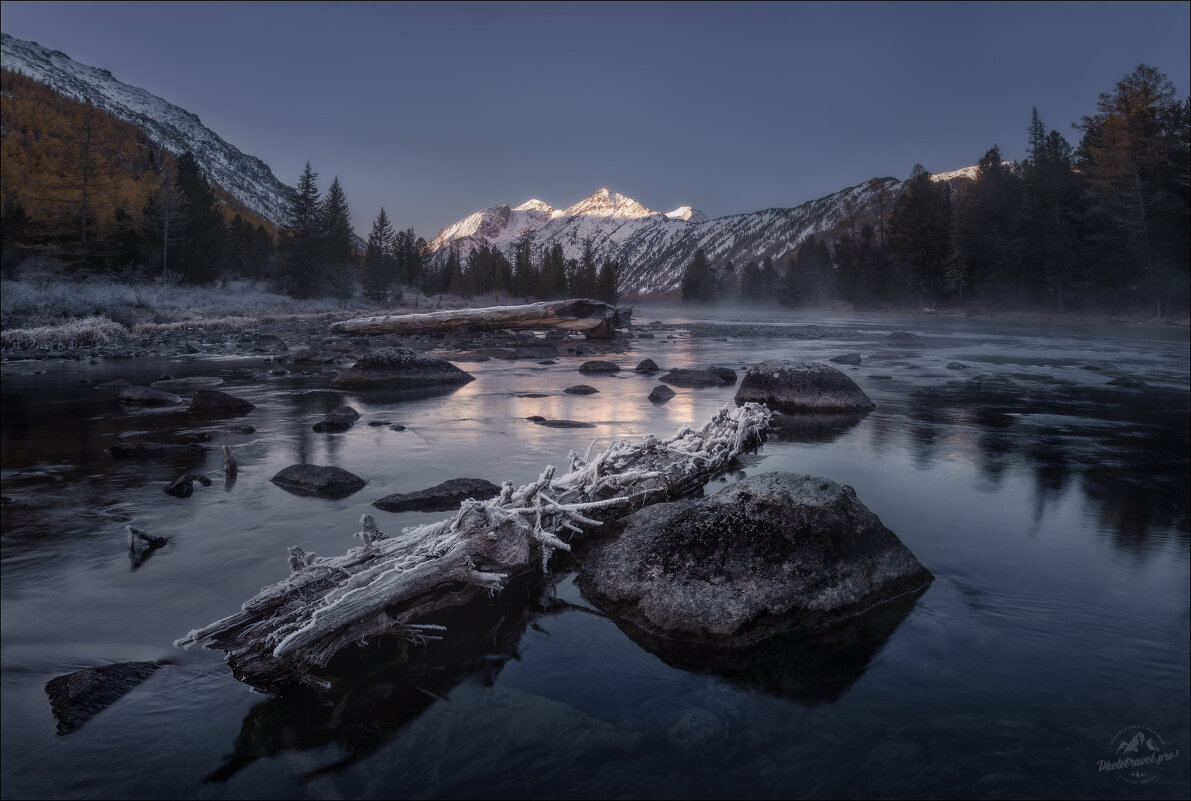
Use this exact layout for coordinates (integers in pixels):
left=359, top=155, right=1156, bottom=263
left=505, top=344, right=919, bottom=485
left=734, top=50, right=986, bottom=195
left=280, top=161, right=322, bottom=297
left=362, top=207, right=396, bottom=302
left=681, top=248, right=715, bottom=302
left=887, top=165, right=952, bottom=306
left=172, top=152, right=227, bottom=284
left=141, top=158, right=188, bottom=279
left=1076, top=64, right=1190, bottom=317
left=596, top=257, right=621, bottom=303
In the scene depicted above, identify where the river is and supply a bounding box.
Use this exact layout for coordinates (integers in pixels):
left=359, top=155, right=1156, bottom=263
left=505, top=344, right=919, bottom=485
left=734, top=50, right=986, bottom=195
left=1, top=309, right=1187, bottom=799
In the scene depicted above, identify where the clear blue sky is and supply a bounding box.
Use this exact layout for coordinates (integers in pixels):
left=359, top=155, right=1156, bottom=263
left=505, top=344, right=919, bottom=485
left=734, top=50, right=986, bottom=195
left=2, top=1, right=1188, bottom=239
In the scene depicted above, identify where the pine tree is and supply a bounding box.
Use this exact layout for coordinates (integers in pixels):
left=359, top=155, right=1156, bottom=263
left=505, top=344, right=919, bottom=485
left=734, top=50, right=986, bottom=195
left=172, top=152, right=227, bottom=284
left=511, top=235, right=539, bottom=298
left=1076, top=64, right=1190, bottom=318
left=362, top=207, right=396, bottom=302
left=280, top=162, right=322, bottom=297
left=681, top=248, right=714, bottom=302
left=596, top=257, right=621, bottom=303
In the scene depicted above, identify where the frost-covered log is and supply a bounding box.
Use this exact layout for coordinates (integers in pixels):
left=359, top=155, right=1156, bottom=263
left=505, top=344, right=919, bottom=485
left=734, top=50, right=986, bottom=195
left=176, top=403, right=771, bottom=693
left=328, top=298, right=632, bottom=339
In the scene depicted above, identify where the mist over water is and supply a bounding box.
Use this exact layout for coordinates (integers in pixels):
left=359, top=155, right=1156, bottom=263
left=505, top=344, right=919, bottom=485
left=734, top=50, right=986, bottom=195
left=2, top=309, right=1188, bottom=799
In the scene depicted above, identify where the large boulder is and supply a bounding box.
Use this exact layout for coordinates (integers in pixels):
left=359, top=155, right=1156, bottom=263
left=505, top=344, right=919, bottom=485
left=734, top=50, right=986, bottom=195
left=271, top=464, right=367, bottom=498
left=578, top=360, right=620, bottom=373
left=373, top=477, right=502, bottom=513
left=577, top=472, right=932, bottom=645
left=330, top=347, right=474, bottom=389
left=188, top=389, right=255, bottom=416
left=734, top=361, right=875, bottom=412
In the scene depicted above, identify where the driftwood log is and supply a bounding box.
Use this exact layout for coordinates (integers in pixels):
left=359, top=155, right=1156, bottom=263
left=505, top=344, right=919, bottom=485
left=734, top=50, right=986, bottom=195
left=328, top=298, right=632, bottom=339
left=176, top=403, right=771, bottom=692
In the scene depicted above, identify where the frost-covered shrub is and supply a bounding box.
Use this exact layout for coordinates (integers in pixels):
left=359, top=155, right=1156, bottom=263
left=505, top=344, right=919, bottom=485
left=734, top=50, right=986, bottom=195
left=0, top=316, right=128, bottom=350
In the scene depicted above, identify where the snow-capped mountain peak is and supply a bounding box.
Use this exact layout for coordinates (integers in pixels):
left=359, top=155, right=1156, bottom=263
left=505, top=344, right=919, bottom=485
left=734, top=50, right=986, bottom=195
left=561, top=188, right=656, bottom=219
left=665, top=206, right=709, bottom=224
left=514, top=199, right=554, bottom=214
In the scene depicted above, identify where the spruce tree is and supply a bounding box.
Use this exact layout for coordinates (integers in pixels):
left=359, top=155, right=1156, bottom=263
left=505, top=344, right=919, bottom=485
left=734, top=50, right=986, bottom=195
left=173, top=152, right=227, bottom=284
left=681, top=248, right=714, bottom=302
left=280, top=161, right=322, bottom=297
left=362, top=207, right=396, bottom=302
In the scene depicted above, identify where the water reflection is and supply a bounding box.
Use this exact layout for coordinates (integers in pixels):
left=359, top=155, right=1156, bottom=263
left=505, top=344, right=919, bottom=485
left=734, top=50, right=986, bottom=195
left=767, top=411, right=869, bottom=444
left=205, top=572, right=553, bottom=783
left=595, top=588, right=925, bottom=706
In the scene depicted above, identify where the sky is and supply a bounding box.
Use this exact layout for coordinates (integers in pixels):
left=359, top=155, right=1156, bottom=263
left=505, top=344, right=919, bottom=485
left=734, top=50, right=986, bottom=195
left=1, top=1, right=1188, bottom=239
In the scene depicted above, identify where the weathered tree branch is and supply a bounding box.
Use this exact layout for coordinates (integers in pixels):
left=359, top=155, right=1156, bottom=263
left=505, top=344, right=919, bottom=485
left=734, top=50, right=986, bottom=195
left=176, top=403, right=771, bottom=693
left=327, top=298, right=633, bottom=339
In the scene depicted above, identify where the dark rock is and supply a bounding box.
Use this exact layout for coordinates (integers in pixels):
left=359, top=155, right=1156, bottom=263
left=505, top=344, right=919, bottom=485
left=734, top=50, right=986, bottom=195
left=706, top=366, right=737, bottom=385
left=579, top=360, right=620, bottom=373
left=648, top=385, right=676, bottom=403
left=1107, top=376, right=1146, bottom=387
left=110, top=442, right=205, bottom=459
left=253, top=334, right=288, bottom=351
left=885, top=330, right=923, bottom=346
left=636, top=331, right=655, bottom=339
left=829, top=353, right=862, bottom=365
left=188, top=389, right=255, bottom=416
left=150, top=376, right=223, bottom=392
left=118, top=385, right=182, bottom=406
left=183, top=342, right=200, bottom=354
left=577, top=472, right=932, bottom=645
left=226, top=424, right=256, bottom=434
left=163, top=473, right=211, bottom=498
left=734, top=361, right=875, bottom=412
left=1080, top=363, right=1102, bottom=371
left=518, top=393, right=550, bottom=398
left=388, top=424, right=407, bottom=431
left=538, top=360, right=557, bottom=365
left=45, top=662, right=162, bottom=734
left=659, top=369, right=732, bottom=388
left=367, top=420, right=390, bottom=427
left=93, top=378, right=131, bottom=390
left=313, top=405, right=361, bottom=432
left=373, top=477, right=501, bottom=513
left=271, top=464, right=367, bottom=499
left=531, top=418, right=597, bottom=428
left=330, top=347, right=474, bottom=389
left=564, top=384, right=600, bottom=394
left=635, top=359, right=661, bottom=373
left=870, top=375, right=892, bottom=380
left=946, top=361, right=968, bottom=369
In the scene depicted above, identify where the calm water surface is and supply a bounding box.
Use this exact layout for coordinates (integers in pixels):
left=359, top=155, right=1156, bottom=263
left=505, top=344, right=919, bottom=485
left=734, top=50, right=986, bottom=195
left=2, top=310, right=1188, bottom=799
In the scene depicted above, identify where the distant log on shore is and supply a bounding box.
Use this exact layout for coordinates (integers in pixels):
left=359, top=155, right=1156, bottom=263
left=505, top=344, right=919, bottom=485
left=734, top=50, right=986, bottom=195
left=328, top=298, right=632, bottom=339
left=176, top=403, right=770, bottom=693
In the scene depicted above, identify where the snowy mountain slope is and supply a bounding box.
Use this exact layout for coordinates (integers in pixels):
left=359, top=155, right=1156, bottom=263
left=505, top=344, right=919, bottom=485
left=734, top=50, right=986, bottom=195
left=1, top=33, right=295, bottom=226
left=427, top=178, right=904, bottom=297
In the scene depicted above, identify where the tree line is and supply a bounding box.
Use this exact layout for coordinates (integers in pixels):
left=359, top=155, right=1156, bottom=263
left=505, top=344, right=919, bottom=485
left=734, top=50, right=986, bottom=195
left=683, top=64, right=1189, bottom=318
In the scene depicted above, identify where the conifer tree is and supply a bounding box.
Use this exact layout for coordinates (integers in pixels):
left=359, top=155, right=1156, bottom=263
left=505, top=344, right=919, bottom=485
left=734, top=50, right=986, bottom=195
left=280, top=162, right=322, bottom=297
left=681, top=248, right=714, bottom=302
left=362, top=207, right=396, bottom=302
left=141, top=158, right=188, bottom=279
left=173, top=152, right=227, bottom=284
left=596, top=257, right=621, bottom=303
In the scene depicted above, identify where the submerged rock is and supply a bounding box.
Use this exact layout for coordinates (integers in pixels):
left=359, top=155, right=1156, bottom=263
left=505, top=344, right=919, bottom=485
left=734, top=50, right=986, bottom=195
left=579, top=360, right=620, bottom=373
left=734, top=361, right=875, bottom=412
left=946, top=361, right=968, bottom=369
left=150, top=376, right=223, bottom=392
left=330, top=347, right=474, bottom=389
left=829, top=353, right=862, bottom=365
left=313, top=405, right=361, bottom=432
left=659, top=368, right=734, bottom=388
left=373, top=477, right=502, bottom=513
left=577, top=472, right=932, bottom=645
left=529, top=418, right=596, bottom=428
left=188, top=389, right=255, bottom=416
left=45, top=661, right=162, bottom=734
left=271, top=464, right=367, bottom=498
left=635, top=358, right=661, bottom=373
left=564, top=384, right=600, bottom=394
left=885, top=330, right=924, bottom=346
left=1107, top=375, right=1146, bottom=387
left=109, top=442, right=205, bottom=459
left=118, top=385, right=182, bottom=406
